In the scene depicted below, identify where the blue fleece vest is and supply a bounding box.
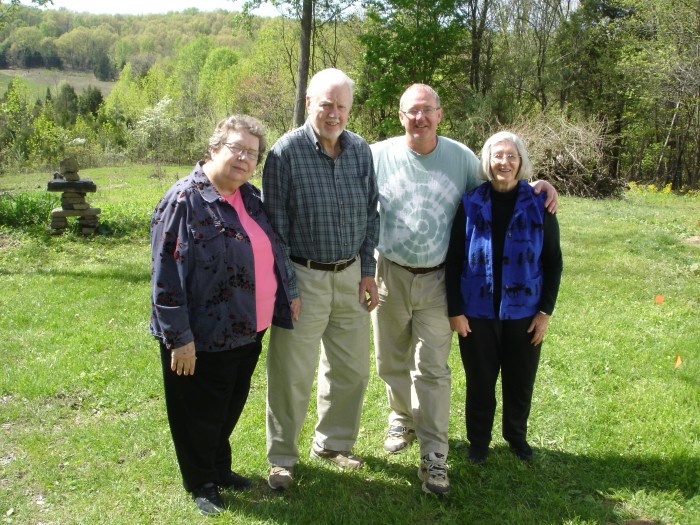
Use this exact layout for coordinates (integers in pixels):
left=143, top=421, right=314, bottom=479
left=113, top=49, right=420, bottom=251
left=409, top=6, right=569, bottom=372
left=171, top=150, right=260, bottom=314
left=460, top=180, right=546, bottom=320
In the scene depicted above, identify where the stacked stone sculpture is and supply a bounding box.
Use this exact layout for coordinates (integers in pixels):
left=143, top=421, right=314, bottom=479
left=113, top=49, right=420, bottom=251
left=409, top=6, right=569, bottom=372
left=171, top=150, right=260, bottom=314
left=46, top=158, right=101, bottom=235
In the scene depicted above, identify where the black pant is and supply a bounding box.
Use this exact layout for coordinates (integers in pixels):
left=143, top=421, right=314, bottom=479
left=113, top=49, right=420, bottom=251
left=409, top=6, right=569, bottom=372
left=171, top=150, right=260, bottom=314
left=458, top=317, right=541, bottom=449
left=160, top=330, right=265, bottom=492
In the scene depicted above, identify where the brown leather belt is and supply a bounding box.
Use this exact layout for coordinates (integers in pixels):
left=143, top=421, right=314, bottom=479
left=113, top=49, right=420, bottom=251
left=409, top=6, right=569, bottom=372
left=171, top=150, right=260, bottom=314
left=291, top=255, right=357, bottom=273
left=392, top=260, right=446, bottom=275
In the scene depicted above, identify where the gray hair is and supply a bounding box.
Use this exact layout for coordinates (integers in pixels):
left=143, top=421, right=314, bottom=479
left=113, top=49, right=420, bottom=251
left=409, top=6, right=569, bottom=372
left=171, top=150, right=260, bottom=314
left=206, top=114, right=267, bottom=164
left=479, top=131, right=533, bottom=181
left=399, top=84, right=441, bottom=111
left=307, top=68, right=355, bottom=104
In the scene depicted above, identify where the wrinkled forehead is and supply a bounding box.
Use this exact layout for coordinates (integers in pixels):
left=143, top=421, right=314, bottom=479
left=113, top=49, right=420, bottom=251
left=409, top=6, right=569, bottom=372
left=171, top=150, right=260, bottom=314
left=308, top=82, right=352, bottom=104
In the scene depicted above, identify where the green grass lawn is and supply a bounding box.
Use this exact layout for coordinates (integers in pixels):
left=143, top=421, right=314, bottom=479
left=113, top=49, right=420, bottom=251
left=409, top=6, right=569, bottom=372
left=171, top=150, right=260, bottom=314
left=1, top=169, right=698, bottom=524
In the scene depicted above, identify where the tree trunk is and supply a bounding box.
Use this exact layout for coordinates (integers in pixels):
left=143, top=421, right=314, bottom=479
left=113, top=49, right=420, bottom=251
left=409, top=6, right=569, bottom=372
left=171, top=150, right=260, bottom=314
left=293, top=0, right=313, bottom=128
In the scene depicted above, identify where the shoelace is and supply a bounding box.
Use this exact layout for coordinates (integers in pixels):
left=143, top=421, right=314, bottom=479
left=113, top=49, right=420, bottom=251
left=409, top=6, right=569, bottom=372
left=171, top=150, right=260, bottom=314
left=427, top=462, right=447, bottom=479
left=388, top=426, right=409, bottom=438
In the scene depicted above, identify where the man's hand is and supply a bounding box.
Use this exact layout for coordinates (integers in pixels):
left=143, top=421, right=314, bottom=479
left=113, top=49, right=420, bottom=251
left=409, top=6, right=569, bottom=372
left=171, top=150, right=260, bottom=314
left=290, top=297, right=302, bottom=321
left=532, top=180, right=558, bottom=214
left=449, top=315, right=471, bottom=338
left=171, top=341, right=196, bottom=376
left=359, top=276, right=379, bottom=312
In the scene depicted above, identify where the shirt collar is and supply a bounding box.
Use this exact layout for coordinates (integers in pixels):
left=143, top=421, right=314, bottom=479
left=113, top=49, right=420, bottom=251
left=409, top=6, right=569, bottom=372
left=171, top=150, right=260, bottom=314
left=192, top=161, right=221, bottom=204
left=303, top=120, right=350, bottom=155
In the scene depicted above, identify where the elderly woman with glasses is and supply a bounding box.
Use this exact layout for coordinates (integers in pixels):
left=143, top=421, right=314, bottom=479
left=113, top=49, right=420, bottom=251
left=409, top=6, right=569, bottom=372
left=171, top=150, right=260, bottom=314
left=445, top=131, right=563, bottom=466
left=150, top=115, right=293, bottom=515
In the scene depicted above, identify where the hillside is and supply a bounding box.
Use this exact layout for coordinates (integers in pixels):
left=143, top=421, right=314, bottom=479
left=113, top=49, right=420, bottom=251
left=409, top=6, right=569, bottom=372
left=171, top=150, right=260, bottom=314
left=0, top=68, right=116, bottom=98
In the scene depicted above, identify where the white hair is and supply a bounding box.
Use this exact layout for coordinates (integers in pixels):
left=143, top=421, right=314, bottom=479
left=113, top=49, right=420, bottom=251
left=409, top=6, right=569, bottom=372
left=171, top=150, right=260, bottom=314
left=306, top=68, right=355, bottom=104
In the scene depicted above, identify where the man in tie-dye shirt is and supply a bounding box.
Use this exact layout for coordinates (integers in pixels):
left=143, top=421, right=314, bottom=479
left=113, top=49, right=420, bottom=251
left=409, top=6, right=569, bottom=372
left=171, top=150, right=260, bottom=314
left=370, top=84, right=557, bottom=496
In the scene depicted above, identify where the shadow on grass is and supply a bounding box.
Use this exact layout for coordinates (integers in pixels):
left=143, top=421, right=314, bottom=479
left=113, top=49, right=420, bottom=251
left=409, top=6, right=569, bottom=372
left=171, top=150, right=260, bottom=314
left=220, top=444, right=698, bottom=525
left=30, top=262, right=151, bottom=284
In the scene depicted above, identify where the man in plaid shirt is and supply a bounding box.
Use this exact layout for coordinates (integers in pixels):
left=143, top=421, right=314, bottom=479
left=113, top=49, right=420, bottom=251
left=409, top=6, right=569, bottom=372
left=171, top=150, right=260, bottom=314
left=262, top=68, right=379, bottom=491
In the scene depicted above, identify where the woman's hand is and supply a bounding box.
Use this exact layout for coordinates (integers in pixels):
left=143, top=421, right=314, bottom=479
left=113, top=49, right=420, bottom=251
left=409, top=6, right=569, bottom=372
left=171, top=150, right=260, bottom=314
left=449, top=315, right=471, bottom=338
left=527, top=312, right=550, bottom=345
left=171, top=342, right=196, bottom=376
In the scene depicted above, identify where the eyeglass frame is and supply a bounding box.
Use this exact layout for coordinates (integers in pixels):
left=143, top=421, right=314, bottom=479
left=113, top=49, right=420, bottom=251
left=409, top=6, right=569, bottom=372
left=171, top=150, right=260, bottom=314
left=223, top=142, right=260, bottom=161
left=490, top=153, right=520, bottom=161
left=399, top=106, right=441, bottom=118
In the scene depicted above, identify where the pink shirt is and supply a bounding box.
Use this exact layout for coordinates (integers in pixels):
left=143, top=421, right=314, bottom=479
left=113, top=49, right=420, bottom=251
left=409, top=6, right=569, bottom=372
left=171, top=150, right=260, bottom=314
left=224, top=190, right=278, bottom=331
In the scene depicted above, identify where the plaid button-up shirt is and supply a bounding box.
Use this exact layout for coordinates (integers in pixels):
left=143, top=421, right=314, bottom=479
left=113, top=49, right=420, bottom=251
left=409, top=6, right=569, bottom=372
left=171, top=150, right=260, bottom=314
left=262, top=122, right=379, bottom=298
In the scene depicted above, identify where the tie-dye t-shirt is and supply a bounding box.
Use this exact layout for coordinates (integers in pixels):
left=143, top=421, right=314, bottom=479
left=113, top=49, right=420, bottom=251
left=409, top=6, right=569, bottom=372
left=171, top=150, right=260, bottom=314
left=371, top=136, right=480, bottom=267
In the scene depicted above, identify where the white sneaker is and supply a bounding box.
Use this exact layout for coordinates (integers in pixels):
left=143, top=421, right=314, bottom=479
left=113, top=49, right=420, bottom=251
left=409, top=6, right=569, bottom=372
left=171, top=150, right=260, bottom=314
left=383, top=425, right=417, bottom=453
left=268, top=466, right=294, bottom=490
left=417, top=452, right=449, bottom=495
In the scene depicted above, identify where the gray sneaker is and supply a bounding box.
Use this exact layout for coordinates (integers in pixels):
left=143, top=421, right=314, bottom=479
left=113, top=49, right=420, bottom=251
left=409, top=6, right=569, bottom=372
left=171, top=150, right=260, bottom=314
left=417, top=452, right=449, bottom=495
left=383, top=425, right=417, bottom=453
left=310, top=442, right=364, bottom=469
left=268, top=466, right=294, bottom=490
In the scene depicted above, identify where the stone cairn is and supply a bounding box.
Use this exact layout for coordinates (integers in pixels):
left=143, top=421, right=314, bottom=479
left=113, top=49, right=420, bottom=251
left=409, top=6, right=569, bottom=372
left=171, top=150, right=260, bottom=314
left=46, top=158, right=101, bottom=235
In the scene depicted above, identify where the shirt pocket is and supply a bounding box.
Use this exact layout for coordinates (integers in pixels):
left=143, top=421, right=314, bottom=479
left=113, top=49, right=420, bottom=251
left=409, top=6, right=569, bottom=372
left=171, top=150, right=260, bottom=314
left=191, top=224, right=226, bottom=269
left=346, top=172, right=369, bottom=224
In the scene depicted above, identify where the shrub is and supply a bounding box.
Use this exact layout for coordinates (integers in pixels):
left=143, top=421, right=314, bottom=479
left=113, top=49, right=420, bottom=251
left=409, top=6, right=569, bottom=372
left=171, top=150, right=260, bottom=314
left=511, top=113, right=627, bottom=198
left=0, top=191, right=58, bottom=228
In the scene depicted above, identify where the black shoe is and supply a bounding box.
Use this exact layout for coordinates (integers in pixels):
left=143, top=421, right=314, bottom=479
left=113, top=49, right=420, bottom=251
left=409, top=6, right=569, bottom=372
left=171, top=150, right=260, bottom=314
left=468, top=445, right=489, bottom=465
left=218, top=470, right=252, bottom=491
left=192, top=482, right=225, bottom=516
left=509, top=441, right=533, bottom=461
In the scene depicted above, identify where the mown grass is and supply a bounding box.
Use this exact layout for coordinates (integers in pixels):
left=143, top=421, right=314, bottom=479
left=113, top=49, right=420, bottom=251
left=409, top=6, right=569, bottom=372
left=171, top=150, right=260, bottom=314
left=0, top=170, right=698, bottom=524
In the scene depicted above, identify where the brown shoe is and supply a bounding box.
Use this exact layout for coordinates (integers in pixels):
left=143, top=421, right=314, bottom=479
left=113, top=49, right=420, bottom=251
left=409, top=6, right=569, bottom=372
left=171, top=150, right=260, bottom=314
left=310, top=442, right=364, bottom=469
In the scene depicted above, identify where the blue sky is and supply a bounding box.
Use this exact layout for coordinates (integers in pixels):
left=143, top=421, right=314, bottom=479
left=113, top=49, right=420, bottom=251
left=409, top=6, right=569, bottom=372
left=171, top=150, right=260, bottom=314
left=21, top=0, right=278, bottom=16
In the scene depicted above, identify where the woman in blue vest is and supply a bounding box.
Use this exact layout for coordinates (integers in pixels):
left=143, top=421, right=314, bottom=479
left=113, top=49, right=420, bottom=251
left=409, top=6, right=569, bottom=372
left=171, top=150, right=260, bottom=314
left=445, top=131, right=563, bottom=465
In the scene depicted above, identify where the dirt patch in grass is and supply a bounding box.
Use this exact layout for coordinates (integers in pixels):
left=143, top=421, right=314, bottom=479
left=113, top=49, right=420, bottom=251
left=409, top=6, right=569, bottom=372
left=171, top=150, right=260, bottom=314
left=686, top=235, right=700, bottom=246
left=0, top=232, right=22, bottom=250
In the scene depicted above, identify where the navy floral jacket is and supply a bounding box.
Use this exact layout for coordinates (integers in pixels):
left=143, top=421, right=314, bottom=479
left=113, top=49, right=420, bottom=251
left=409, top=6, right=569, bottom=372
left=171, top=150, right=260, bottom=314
left=150, top=162, right=293, bottom=352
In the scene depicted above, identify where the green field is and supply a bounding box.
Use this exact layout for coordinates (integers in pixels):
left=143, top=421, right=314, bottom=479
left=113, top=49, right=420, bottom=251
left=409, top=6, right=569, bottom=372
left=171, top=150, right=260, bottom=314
left=0, top=68, right=116, bottom=97
left=0, top=169, right=698, bottom=524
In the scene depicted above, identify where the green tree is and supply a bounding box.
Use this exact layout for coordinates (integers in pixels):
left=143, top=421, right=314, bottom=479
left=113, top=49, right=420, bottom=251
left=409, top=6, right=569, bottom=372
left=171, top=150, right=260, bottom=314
left=6, top=26, right=44, bottom=67
left=55, top=25, right=117, bottom=69
left=242, top=0, right=361, bottom=127
left=0, top=77, right=35, bottom=167
left=78, top=86, right=104, bottom=117
left=94, top=53, right=116, bottom=81
left=53, top=82, right=78, bottom=128
left=198, top=47, right=239, bottom=120
left=0, top=0, right=53, bottom=31
left=615, top=0, right=700, bottom=187
left=359, top=0, right=464, bottom=138
left=28, top=100, right=66, bottom=166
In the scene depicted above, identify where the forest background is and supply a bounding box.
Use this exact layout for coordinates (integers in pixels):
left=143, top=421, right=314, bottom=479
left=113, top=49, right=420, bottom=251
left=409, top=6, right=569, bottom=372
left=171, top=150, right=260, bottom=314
left=0, top=0, right=698, bottom=196
left=0, top=2, right=698, bottom=523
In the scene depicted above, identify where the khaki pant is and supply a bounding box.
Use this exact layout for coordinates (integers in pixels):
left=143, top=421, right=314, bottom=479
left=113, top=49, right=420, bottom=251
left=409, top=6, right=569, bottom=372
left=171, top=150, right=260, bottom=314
left=372, top=254, right=453, bottom=457
left=266, top=260, right=370, bottom=467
